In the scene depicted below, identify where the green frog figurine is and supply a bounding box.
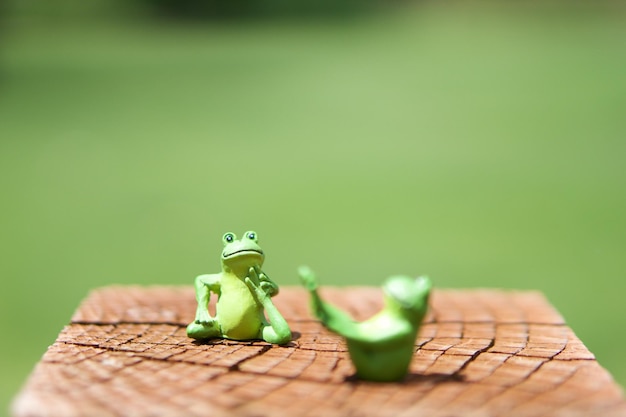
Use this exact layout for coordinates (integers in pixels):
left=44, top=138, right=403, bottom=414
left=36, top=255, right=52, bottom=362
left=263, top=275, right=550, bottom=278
left=187, top=231, right=291, bottom=345
left=299, top=266, right=431, bottom=382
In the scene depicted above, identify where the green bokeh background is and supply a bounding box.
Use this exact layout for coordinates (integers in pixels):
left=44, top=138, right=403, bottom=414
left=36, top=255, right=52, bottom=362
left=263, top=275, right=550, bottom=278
left=1, top=1, right=625, bottom=413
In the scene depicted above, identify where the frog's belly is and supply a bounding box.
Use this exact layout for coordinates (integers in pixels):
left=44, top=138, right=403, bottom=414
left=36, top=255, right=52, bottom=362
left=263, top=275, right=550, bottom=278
left=216, top=288, right=264, bottom=340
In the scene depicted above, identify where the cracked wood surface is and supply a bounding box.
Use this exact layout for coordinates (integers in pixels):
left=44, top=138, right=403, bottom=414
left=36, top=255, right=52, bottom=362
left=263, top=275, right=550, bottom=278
left=12, top=286, right=626, bottom=417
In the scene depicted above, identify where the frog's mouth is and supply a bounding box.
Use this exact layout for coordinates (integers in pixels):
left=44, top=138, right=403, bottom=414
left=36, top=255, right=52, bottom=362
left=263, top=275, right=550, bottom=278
left=222, top=249, right=264, bottom=259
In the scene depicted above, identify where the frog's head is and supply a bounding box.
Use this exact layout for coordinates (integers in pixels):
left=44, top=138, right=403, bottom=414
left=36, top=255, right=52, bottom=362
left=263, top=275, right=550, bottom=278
left=221, top=231, right=265, bottom=274
left=382, top=275, right=431, bottom=321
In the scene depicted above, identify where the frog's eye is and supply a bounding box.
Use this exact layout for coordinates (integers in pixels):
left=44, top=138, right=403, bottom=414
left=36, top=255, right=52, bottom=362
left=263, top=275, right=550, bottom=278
left=245, top=231, right=258, bottom=242
left=222, top=233, right=236, bottom=245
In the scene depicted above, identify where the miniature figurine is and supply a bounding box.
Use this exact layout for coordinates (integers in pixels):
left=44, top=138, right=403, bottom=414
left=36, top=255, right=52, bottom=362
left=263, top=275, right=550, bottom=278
left=187, top=231, right=292, bottom=345
left=298, top=266, right=431, bottom=382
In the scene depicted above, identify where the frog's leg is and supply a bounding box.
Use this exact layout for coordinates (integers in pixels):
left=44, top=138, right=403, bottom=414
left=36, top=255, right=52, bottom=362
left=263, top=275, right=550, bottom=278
left=298, top=266, right=362, bottom=340
left=245, top=268, right=292, bottom=345
left=258, top=305, right=292, bottom=345
left=187, top=274, right=222, bottom=340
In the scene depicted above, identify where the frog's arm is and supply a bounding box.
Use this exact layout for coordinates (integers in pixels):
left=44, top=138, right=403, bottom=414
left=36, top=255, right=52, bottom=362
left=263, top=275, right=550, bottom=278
left=193, top=273, right=220, bottom=324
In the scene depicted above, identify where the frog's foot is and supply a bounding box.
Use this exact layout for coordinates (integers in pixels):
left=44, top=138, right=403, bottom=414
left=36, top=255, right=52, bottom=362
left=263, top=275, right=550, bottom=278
left=186, top=320, right=221, bottom=340
left=260, top=322, right=292, bottom=345
left=298, top=265, right=319, bottom=291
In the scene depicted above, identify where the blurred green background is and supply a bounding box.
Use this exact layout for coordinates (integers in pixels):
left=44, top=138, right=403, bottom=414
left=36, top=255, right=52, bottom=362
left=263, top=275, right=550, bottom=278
left=1, top=0, right=625, bottom=413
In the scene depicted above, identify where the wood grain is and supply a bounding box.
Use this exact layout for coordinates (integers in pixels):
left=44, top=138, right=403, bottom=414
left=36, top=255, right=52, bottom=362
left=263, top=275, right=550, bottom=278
left=12, top=286, right=626, bottom=417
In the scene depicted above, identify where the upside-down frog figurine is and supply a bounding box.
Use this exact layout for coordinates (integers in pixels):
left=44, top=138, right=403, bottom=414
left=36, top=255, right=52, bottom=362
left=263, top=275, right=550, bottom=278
left=299, top=266, right=431, bottom=382
left=186, top=231, right=291, bottom=344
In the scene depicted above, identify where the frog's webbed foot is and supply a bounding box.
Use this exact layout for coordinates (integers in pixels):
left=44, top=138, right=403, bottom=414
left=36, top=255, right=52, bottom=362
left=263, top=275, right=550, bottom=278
left=186, top=320, right=220, bottom=340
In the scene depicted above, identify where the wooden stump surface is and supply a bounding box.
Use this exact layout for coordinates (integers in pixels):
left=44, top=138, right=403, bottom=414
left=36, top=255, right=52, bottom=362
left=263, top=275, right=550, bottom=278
left=12, top=286, right=626, bottom=417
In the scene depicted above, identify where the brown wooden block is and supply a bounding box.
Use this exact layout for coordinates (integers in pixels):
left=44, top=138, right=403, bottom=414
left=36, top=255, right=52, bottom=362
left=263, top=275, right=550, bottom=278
left=12, top=286, right=626, bottom=417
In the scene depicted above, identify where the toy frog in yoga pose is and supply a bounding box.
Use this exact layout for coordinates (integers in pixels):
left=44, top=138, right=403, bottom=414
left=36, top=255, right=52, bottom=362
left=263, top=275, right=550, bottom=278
left=299, top=266, right=431, bottom=382
left=187, top=231, right=291, bottom=344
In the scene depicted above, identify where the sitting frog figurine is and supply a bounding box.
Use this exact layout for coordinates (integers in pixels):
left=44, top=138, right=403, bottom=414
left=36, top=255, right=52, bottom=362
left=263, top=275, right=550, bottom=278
left=299, top=266, right=431, bottom=382
left=186, top=231, right=291, bottom=345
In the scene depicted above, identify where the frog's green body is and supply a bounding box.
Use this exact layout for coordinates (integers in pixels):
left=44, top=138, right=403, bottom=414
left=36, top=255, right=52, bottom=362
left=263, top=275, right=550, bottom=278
left=299, top=266, right=431, bottom=382
left=217, top=273, right=264, bottom=339
left=186, top=231, right=291, bottom=344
